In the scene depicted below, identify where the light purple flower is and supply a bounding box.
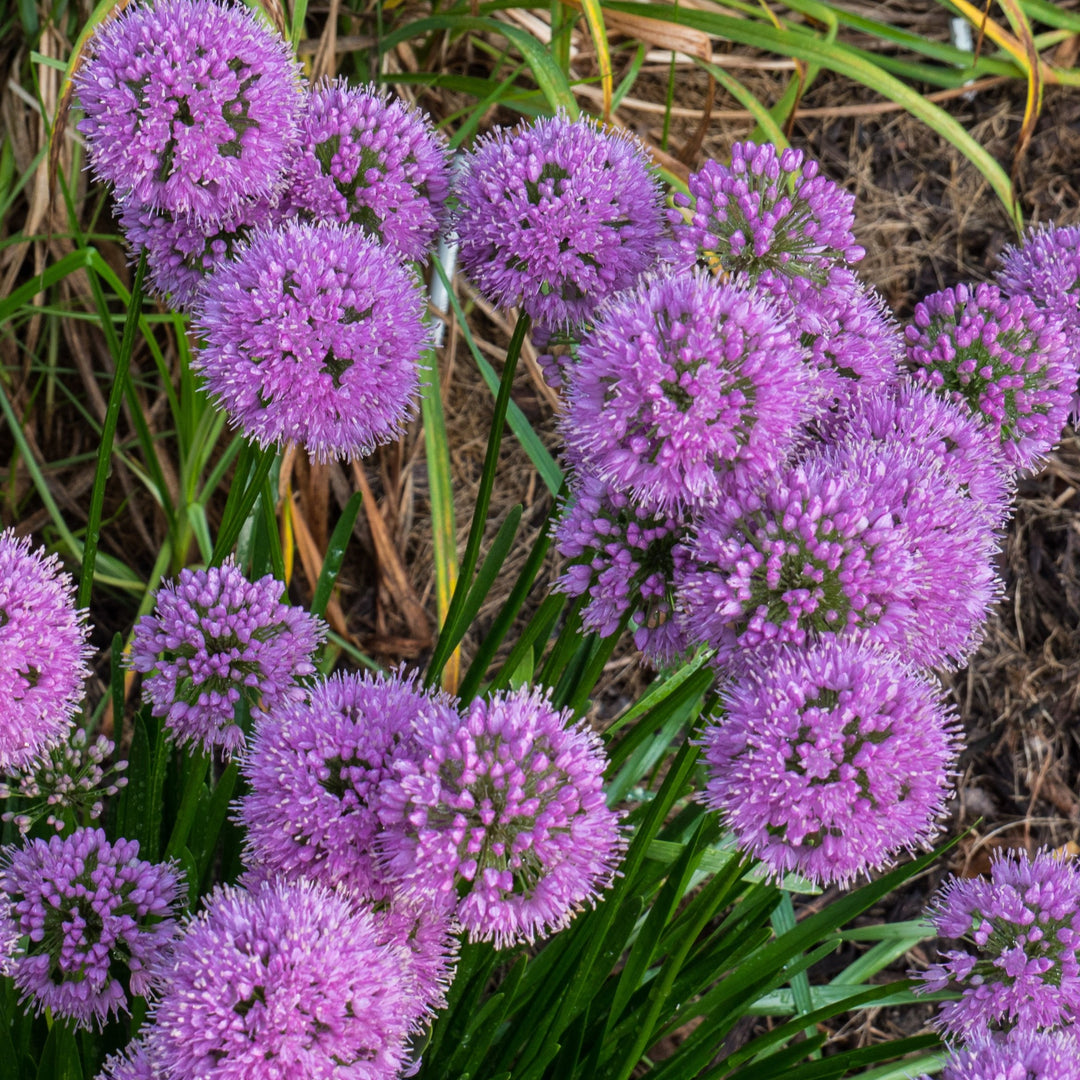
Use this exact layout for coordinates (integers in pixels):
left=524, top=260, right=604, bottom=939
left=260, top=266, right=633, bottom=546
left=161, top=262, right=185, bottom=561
left=288, top=80, right=450, bottom=262
left=374, top=899, right=459, bottom=1019
left=905, top=282, right=1077, bottom=471
left=925, top=1029, right=1080, bottom=1080
left=804, top=439, right=1003, bottom=670
left=129, top=559, right=326, bottom=755
left=670, top=141, right=864, bottom=282
left=757, top=266, right=901, bottom=411
left=701, top=637, right=960, bottom=887
left=824, top=379, right=1014, bottom=529
left=147, top=880, right=419, bottom=1079
left=915, top=848, right=1080, bottom=1040
left=676, top=458, right=917, bottom=668
left=194, top=219, right=428, bottom=462
left=561, top=272, right=814, bottom=513
left=97, top=1040, right=162, bottom=1080
left=378, top=686, right=625, bottom=948
left=1, top=827, right=181, bottom=1029
left=239, top=669, right=456, bottom=900
left=554, top=471, right=691, bottom=666
left=118, top=194, right=284, bottom=309
left=75, top=0, right=301, bottom=219
left=0, top=529, right=91, bottom=771
left=456, top=112, right=665, bottom=326
left=998, top=224, right=1080, bottom=331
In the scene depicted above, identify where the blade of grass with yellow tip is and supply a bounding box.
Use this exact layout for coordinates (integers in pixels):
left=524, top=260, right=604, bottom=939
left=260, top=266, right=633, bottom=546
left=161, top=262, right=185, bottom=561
left=993, top=0, right=1045, bottom=181
left=580, top=0, right=614, bottom=120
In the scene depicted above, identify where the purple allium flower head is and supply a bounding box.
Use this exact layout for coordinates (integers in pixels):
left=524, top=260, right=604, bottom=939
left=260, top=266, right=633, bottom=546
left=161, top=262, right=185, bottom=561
left=374, top=899, right=459, bottom=1019
left=130, top=558, right=325, bottom=755
left=701, top=637, right=960, bottom=887
left=456, top=112, right=666, bottom=327
left=555, top=471, right=691, bottom=666
left=1, top=827, right=181, bottom=1029
left=97, top=1040, right=162, bottom=1080
left=561, top=272, right=814, bottom=513
left=998, top=224, right=1080, bottom=331
left=676, top=457, right=918, bottom=668
left=119, top=194, right=285, bottom=309
left=75, top=0, right=301, bottom=219
left=926, top=1029, right=1080, bottom=1080
left=288, top=80, right=450, bottom=262
left=806, top=439, right=1003, bottom=670
left=148, top=880, right=417, bottom=1079
left=378, top=686, right=625, bottom=948
left=239, top=669, right=456, bottom=900
left=915, top=848, right=1080, bottom=1039
left=194, top=219, right=427, bottom=462
left=670, top=141, right=864, bottom=283
left=758, top=266, right=901, bottom=411
left=824, top=379, right=1015, bottom=529
left=905, top=282, right=1077, bottom=471
left=0, top=529, right=91, bottom=771
left=0, top=726, right=128, bottom=835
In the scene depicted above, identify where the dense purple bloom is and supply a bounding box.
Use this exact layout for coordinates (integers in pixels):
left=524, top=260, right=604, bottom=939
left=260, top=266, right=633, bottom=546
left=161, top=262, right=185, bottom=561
left=148, top=880, right=418, bottom=1079
left=239, top=669, right=455, bottom=900
left=119, top=194, right=284, bottom=308
left=925, top=1029, right=1080, bottom=1080
left=288, top=80, right=450, bottom=262
left=374, top=900, right=458, bottom=1018
left=805, top=439, right=1003, bottom=670
left=0, top=726, right=127, bottom=835
left=194, top=219, right=428, bottom=462
left=97, top=1041, right=161, bottom=1080
left=456, top=112, right=665, bottom=326
left=701, top=637, right=960, bottom=886
left=75, top=0, right=301, bottom=219
left=130, top=559, right=325, bottom=755
left=905, top=282, right=1077, bottom=471
left=676, top=458, right=917, bottom=668
left=998, top=224, right=1080, bottom=331
left=561, top=273, right=814, bottom=512
left=916, top=848, right=1080, bottom=1039
left=824, top=379, right=1014, bottom=529
left=670, top=141, right=864, bottom=282
left=555, top=472, right=691, bottom=666
left=1, top=828, right=181, bottom=1029
left=0, top=529, right=91, bottom=771
left=758, top=266, right=901, bottom=410
left=378, top=687, right=625, bottom=948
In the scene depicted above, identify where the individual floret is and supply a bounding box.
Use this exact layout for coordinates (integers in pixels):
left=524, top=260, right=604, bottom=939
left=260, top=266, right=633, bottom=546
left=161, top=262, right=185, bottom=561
left=288, top=80, right=450, bottom=262
left=0, top=529, right=91, bottom=771
left=378, top=686, right=625, bottom=948
left=670, top=141, right=864, bottom=282
left=561, top=272, right=814, bottom=512
left=915, top=848, right=1080, bottom=1039
left=129, top=559, right=325, bottom=755
left=194, top=219, right=428, bottom=462
left=147, top=880, right=419, bottom=1079
left=75, top=0, right=301, bottom=219
left=238, top=669, right=456, bottom=900
left=905, top=282, right=1077, bottom=471
left=456, top=112, right=665, bottom=327
left=1, top=828, right=181, bottom=1029
left=700, top=637, right=960, bottom=886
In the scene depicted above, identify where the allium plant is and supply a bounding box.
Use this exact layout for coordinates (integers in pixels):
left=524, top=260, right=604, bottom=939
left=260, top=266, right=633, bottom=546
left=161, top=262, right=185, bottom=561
left=74, top=0, right=301, bottom=219
left=0, top=727, right=127, bottom=835
left=239, top=669, right=456, bottom=899
left=289, top=79, right=450, bottom=261
left=130, top=559, right=325, bottom=754
left=700, top=637, right=960, bottom=886
left=0, top=529, right=91, bottom=771
left=1, top=828, right=181, bottom=1029
left=905, top=282, right=1077, bottom=471
left=456, top=112, right=665, bottom=326
left=998, top=224, right=1080, bottom=333
left=147, top=880, right=419, bottom=1079
left=97, top=1041, right=159, bottom=1080
left=194, top=219, right=428, bottom=462
left=670, top=141, right=864, bottom=282
left=916, top=848, right=1080, bottom=1039
left=374, top=901, right=459, bottom=1018
left=561, top=272, right=814, bottom=512
left=378, top=686, right=625, bottom=947
left=554, top=472, right=690, bottom=666
left=923, top=1028, right=1080, bottom=1080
